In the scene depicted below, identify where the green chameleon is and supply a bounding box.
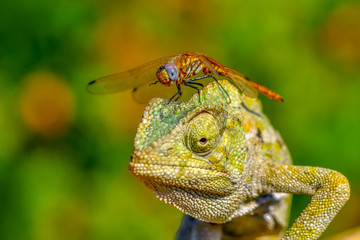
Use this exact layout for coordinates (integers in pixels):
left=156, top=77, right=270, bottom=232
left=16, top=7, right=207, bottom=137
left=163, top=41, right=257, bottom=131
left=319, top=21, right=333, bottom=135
left=128, top=80, right=350, bottom=239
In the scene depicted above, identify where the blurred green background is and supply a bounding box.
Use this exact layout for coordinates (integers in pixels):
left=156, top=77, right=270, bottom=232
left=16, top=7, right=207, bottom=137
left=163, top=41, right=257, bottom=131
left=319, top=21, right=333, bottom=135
left=1, top=0, right=360, bottom=239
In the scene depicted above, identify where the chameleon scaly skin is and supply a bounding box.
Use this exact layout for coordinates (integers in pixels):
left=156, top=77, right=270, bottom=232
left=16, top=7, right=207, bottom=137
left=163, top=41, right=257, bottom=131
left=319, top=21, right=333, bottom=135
left=129, top=80, right=350, bottom=239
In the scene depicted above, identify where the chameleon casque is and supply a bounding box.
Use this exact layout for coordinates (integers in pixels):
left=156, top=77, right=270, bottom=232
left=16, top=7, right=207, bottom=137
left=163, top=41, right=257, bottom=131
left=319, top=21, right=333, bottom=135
left=128, top=80, right=350, bottom=239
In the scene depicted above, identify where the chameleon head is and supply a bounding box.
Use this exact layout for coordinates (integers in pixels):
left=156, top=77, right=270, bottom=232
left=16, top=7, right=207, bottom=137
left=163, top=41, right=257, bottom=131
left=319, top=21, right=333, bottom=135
left=128, top=82, right=253, bottom=223
left=156, top=63, right=179, bottom=87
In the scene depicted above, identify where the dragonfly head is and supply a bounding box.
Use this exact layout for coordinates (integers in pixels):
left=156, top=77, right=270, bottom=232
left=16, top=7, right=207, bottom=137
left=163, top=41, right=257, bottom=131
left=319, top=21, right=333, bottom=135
left=156, top=63, right=179, bottom=86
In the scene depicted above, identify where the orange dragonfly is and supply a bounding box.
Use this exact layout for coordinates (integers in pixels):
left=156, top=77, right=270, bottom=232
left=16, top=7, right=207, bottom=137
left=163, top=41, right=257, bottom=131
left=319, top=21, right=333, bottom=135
left=87, top=52, right=283, bottom=103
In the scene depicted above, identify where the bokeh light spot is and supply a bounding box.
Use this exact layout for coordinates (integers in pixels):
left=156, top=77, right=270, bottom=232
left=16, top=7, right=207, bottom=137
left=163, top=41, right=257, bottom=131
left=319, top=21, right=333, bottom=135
left=319, top=3, right=360, bottom=65
left=19, top=71, right=75, bottom=138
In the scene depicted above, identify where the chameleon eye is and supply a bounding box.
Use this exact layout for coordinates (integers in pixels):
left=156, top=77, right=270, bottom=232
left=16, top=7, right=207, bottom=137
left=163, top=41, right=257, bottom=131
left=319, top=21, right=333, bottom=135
left=185, top=112, right=222, bottom=155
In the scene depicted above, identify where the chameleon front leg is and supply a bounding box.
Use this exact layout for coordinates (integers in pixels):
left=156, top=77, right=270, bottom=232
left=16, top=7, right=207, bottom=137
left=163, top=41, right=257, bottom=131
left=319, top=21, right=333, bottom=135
left=261, top=162, right=350, bottom=239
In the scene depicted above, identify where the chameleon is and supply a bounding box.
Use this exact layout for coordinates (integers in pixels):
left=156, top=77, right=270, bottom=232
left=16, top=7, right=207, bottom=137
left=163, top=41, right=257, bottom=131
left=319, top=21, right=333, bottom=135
left=128, top=80, right=350, bottom=239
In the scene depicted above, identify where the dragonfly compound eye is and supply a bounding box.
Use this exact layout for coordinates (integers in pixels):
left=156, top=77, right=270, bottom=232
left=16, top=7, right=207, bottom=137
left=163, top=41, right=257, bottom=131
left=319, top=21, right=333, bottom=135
left=164, top=63, right=179, bottom=81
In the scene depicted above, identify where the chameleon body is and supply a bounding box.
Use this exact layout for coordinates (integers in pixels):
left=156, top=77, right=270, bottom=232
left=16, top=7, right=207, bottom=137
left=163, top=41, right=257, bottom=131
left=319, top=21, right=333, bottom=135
left=129, top=80, right=350, bottom=239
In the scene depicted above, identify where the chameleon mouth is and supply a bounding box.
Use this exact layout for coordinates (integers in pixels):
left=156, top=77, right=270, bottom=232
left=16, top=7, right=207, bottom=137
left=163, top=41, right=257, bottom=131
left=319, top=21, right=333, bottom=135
left=128, top=156, right=220, bottom=178
left=128, top=151, right=223, bottom=177
left=128, top=152, right=236, bottom=196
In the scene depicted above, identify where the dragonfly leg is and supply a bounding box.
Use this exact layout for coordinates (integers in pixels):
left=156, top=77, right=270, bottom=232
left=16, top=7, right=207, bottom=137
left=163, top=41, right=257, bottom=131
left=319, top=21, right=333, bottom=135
left=187, top=74, right=211, bottom=82
left=149, top=80, right=159, bottom=86
left=183, top=82, right=202, bottom=103
left=188, top=75, right=231, bottom=103
left=169, top=84, right=182, bottom=103
left=186, top=82, right=204, bottom=88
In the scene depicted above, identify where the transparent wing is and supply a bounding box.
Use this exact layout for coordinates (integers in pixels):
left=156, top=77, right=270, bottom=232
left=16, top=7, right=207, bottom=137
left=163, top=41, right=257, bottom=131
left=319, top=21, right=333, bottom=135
left=87, top=56, right=176, bottom=94
left=226, top=67, right=284, bottom=102
left=132, top=81, right=176, bottom=104
left=132, top=80, right=198, bottom=104
left=224, top=67, right=259, bottom=98
left=198, top=55, right=258, bottom=98
left=198, top=55, right=221, bottom=79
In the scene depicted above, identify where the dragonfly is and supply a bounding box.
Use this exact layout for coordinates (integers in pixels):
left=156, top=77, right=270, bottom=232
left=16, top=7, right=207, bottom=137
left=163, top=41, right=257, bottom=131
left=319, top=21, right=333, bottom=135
left=87, top=52, right=284, bottom=103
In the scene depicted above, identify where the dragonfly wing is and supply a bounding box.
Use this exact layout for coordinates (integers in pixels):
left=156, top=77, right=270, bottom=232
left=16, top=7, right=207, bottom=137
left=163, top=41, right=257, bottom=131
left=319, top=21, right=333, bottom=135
left=87, top=56, right=175, bottom=94
left=132, top=81, right=175, bottom=104
left=198, top=55, right=258, bottom=99
left=132, top=81, right=198, bottom=104
left=225, top=68, right=258, bottom=99
left=198, top=55, right=221, bottom=79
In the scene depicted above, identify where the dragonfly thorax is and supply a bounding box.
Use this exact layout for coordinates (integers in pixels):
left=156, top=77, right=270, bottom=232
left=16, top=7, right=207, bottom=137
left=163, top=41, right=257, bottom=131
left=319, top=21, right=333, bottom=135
left=156, top=63, right=179, bottom=87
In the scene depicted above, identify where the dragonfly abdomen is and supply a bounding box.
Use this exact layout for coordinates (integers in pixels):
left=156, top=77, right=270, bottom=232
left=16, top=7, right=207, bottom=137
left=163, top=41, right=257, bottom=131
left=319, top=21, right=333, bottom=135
left=248, top=80, right=284, bottom=102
